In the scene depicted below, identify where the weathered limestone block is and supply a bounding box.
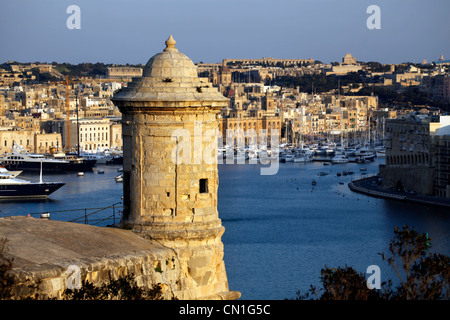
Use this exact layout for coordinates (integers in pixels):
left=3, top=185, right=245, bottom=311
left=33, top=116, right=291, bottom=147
left=0, top=217, right=196, bottom=299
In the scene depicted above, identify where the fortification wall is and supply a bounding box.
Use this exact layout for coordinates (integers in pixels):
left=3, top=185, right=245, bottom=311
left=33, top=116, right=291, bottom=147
left=379, top=165, right=435, bottom=195
left=1, top=216, right=238, bottom=300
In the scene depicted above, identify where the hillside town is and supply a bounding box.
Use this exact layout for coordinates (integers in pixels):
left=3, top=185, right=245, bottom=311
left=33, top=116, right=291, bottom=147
left=0, top=53, right=449, bottom=157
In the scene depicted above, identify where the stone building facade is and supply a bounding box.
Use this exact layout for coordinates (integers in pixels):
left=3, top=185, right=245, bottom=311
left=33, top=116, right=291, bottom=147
left=71, top=118, right=111, bottom=151
left=380, top=114, right=450, bottom=197
left=0, top=129, right=62, bottom=154
left=433, top=122, right=450, bottom=198
left=380, top=114, right=436, bottom=195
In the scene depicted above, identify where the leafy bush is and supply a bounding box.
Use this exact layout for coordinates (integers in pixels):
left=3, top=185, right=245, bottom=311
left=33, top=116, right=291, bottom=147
left=63, top=275, right=164, bottom=300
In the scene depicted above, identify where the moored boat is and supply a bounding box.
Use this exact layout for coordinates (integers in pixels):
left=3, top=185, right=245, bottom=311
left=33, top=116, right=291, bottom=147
left=331, top=154, right=349, bottom=164
left=0, top=166, right=64, bottom=200
left=1, top=148, right=95, bottom=173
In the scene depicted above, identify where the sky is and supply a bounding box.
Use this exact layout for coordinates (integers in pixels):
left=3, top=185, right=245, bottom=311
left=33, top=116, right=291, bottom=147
left=1, top=0, right=449, bottom=65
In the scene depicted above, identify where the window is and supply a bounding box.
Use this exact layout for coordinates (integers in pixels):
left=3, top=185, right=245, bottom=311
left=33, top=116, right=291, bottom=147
left=199, top=179, right=208, bottom=194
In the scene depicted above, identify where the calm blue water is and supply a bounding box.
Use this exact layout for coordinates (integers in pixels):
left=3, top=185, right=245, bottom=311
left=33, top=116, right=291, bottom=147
left=0, top=165, right=124, bottom=224
left=1, top=159, right=449, bottom=300
left=218, top=158, right=450, bottom=299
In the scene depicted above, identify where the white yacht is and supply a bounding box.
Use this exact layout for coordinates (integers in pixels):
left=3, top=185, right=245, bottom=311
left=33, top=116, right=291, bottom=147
left=0, top=166, right=22, bottom=178
left=1, top=147, right=95, bottom=172
left=0, top=166, right=64, bottom=200
left=375, top=146, right=386, bottom=157
left=331, top=154, right=349, bottom=164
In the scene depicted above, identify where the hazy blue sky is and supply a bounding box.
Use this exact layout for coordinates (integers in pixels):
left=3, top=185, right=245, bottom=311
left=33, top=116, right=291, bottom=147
left=1, top=0, right=449, bottom=65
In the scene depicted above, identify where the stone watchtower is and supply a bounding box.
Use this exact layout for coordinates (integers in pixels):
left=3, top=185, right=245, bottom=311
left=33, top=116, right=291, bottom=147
left=112, top=36, right=239, bottom=299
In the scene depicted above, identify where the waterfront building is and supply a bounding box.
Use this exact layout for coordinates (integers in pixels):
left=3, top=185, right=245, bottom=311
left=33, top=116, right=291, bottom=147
left=71, top=118, right=111, bottom=152
left=434, top=122, right=450, bottom=198
left=0, top=128, right=61, bottom=154
left=432, top=75, right=450, bottom=102
left=112, top=36, right=238, bottom=299
left=46, top=117, right=121, bottom=152
left=34, top=132, right=62, bottom=154
left=380, top=113, right=450, bottom=198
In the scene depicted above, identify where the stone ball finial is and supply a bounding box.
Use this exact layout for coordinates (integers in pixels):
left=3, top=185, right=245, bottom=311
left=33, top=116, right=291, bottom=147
left=164, top=35, right=178, bottom=52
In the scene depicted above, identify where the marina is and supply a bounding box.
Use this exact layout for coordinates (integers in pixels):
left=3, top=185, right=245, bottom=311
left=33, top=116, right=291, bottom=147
left=0, top=155, right=448, bottom=299
left=218, top=140, right=380, bottom=166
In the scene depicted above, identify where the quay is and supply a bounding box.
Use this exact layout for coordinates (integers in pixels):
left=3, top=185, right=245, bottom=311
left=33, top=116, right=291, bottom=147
left=348, top=176, right=450, bottom=208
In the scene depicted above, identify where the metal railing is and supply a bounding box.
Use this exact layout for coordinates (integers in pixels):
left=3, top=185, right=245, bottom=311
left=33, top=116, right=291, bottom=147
left=27, top=202, right=123, bottom=226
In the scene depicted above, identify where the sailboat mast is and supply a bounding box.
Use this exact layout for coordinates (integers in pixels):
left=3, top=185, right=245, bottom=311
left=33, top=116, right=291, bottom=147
left=76, top=90, right=80, bottom=156
left=39, top=159, right=43, bottom=184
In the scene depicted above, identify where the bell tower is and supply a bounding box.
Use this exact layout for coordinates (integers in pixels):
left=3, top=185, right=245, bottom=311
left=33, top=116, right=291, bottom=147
left=112, top=36, right=239, bottom=299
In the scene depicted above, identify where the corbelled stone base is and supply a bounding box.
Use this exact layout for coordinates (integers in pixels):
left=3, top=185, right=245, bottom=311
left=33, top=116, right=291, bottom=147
left=0, top=216, right=240, bottom=300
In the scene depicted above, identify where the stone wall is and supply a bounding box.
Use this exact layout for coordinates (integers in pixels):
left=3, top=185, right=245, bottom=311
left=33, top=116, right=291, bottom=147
left=379, top=164, right=435, bottom=195
left=1, top=216, right=239, bottom=300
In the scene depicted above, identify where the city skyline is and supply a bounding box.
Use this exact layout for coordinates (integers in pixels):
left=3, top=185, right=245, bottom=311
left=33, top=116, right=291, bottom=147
left=1, top=0, right=449, bottom=65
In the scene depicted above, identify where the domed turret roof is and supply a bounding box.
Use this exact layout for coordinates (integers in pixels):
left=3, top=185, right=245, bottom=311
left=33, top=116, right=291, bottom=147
left=142, top=35, right=198, bottom=79
left=112, top=36, right=228, bottom=108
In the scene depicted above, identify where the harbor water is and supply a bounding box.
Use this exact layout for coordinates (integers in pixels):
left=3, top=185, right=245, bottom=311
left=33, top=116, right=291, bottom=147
left=0, top=158, right=449, bottom=300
